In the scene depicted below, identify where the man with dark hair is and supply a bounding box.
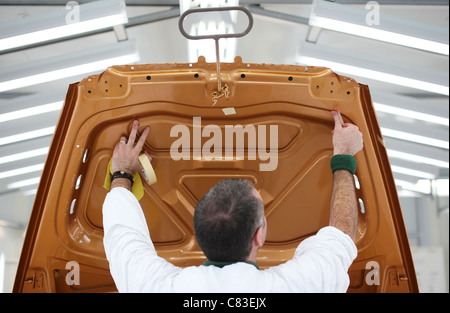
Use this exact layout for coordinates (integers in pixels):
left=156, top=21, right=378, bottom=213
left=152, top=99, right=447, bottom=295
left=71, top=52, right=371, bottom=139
left=194, top=178, right=266, bottom=265
left=103, top=111, right=363, bottom=292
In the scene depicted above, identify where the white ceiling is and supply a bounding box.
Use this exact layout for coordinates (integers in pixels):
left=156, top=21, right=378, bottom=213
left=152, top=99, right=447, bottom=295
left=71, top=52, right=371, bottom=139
left=0, top=1, right=448, bottom=229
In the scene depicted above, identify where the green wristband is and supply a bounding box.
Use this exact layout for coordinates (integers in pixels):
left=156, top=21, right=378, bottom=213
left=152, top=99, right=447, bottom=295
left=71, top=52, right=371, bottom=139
left=330, top=154, right=357, bottom=174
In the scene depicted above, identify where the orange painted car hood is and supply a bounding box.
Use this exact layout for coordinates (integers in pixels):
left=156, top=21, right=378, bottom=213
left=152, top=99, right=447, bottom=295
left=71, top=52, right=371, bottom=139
left=14, top=57, right=418, bottom=292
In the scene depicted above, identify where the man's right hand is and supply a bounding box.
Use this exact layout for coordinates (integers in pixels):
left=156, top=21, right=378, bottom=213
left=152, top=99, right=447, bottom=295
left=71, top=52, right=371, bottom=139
left=111, top=120, right=150, bottom=176
left=331, top=111, right=363, bottom=156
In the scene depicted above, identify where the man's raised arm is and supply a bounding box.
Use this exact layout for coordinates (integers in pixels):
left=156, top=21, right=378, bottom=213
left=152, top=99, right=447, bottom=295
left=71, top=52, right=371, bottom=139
left=328, top=111, right=363, bottom=241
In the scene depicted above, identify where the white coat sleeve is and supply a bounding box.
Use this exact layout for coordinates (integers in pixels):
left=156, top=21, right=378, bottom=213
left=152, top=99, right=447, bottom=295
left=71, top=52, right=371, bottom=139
left=102, top=187, right=181, bottom=292
left=267, top=226, right=358, bottom=292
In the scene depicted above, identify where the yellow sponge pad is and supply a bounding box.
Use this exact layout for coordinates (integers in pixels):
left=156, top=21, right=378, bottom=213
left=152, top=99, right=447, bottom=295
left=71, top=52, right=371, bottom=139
left=103, top=154, right=156, bottom=200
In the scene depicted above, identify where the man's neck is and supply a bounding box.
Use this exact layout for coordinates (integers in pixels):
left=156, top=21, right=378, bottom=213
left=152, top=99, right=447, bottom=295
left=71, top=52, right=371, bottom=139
left=203, top=260, right=259, bottom=270
left=246, top=249, right=258, bottom=264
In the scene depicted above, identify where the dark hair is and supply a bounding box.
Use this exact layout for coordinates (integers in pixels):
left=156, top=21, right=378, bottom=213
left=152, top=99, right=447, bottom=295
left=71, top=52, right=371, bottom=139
left=193, top=179, right=264, bottom=262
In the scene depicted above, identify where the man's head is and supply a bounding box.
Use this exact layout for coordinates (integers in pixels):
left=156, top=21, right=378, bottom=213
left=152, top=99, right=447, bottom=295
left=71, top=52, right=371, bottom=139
left=194, top=179, right=266, bottom=262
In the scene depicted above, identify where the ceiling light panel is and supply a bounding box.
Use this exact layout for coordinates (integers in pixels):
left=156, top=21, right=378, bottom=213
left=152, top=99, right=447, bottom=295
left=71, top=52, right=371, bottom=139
left=0, top=101, right=63, bottom=123
left=377, top=115, right=448, bottom=144
left=297, top=42, right=449, bottom=96
left=0, top=163, right=44, bottom=180
left=381, top=128, right=448, bottom=150
left=309, top=0, right=449, bottom=55
left=390, top=158, right=441, bottom=178
left=391, top=165, right=436, bottom=180
left=0, top=90, right=65, bottom=122
left=7, top=176, right=40, bottom=190
left=0, top=135, right=51, bottom=158
left=0, top=127, right=55, bottom=146
left=384, top=138, right=449, bottom=167
left=0, top=147, right=49, bottom=165
left=0, top=40, right=140, bottom=92
left=0, top=0, right=128, bottom=52
left=375, top=103, right=449, bottom=126
left=388, top=149, right=449, bottom=169
left=371, top=90, right=449, bottom=126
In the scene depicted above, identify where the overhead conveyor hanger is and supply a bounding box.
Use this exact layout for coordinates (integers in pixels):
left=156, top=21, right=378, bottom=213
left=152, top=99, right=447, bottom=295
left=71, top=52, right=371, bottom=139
left=178, top=6, right=253, bottom=106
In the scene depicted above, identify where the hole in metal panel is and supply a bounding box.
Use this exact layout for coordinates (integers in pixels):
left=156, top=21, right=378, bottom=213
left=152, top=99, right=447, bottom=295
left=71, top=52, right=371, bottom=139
left=75, top=175, right=82, bottom=190
left=354, top=174, right=360, bottom=189
left=83, top=148, right=90, bottom=163
left=69, top=199, right=76, bottom=215
left=359, top=198, right=365, bottom=214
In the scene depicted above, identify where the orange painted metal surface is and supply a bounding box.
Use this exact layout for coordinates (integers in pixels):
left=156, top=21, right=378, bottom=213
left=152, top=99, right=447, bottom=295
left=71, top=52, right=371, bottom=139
left=14, top=56, right=418, bottom=293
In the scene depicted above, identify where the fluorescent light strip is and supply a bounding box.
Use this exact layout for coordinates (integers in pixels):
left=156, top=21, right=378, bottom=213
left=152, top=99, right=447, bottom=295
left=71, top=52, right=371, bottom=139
left=309, top=16, right=449, bottom=56
left=0, top=101, right=63, bottom=123
left=395, top=178, right=415, bottom=188
left=0, top=127, right=55, bottom=146
left=7, top=176, right=40, bottom=189
left=381, top=127, right=449, bottom=149
left=395, top=178, right=431, bottom=194
left=0, top=15, right=127, bottom=52
left=297, top=56, right=449, bottom=96
left=0, top=163, right=44, bottom=179
left=22, top=188, right=38, bottom=196
left=374, top=102, right=449, bottom=126
left=387, top=149, right=449, bottom=168
left=0, top=54, right=138, bottom=92
left=436, top=179, right=449, bottom=196
left=391, top=165, right=435, bottom=180
left=0, top=147, right=49, bottom=165
left=189, top=38, right=237, bottom=63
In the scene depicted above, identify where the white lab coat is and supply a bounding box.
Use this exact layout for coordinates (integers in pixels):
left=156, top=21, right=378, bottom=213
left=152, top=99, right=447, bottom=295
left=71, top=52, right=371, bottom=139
left=103, top=187, right=357, bottom=293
